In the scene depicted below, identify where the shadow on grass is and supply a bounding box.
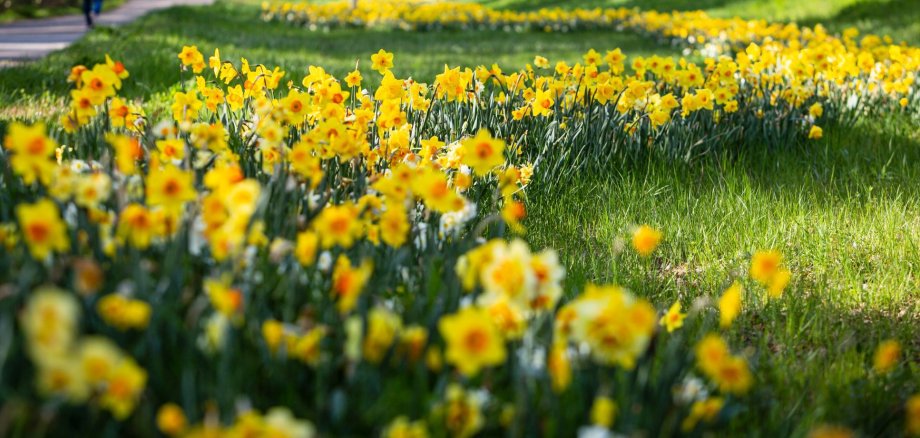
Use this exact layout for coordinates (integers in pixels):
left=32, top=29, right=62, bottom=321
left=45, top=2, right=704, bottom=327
left=799, top=0, right=920, bottom=44
left=531, top=111, right=920, bottom=207
left=522, top=112, right=919, bottom=434
left=485, top=0, right=919, bottom=43
left=525, top=113, right=920, bottom=300
left=736, top=293, right=918, bottom=435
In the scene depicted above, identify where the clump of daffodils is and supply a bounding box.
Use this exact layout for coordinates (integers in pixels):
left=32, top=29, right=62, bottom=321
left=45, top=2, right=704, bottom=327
left=0, top=25, right=914, bottom=434
left=21, top=287, right=147, bottom=419
left=557, top=284, right=656, bottom=369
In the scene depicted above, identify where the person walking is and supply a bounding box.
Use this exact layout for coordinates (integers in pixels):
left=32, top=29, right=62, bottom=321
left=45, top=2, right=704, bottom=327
left=82, top=0, right=103, bottom=27
left=82, top=0, right=94, bottom=27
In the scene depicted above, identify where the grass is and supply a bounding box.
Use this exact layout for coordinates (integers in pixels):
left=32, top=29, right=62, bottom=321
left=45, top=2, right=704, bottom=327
left=0, top=0, right=918, bottom=434
left=528, top=115, right=920, bottom=303
left=0, top=0, right=673, bottom=118
left=524, top=114, right=920, bottom=432
left=3, top=0, right=917, bottom=113
left=480, top=0, right=919, bottom=44
left=0, top=0, right=126, bottom=23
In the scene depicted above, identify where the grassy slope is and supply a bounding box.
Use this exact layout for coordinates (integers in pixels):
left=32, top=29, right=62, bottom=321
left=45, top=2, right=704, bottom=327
left=0, top=0, right=918, bottom=434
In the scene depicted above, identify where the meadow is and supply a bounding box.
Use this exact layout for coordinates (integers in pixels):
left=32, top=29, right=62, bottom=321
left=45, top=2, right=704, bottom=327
left=0, top=0, right=918, bottom=437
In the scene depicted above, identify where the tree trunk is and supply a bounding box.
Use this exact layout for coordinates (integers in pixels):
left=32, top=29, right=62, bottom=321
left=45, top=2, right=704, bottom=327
left=349, top=0, right=357, bottom=9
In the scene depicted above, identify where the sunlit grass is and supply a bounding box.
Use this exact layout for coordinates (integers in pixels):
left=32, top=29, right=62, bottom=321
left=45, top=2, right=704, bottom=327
left=525, top=115, right=920, bottom=430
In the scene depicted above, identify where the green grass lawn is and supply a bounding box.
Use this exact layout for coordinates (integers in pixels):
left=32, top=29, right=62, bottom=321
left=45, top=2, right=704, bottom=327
left=0, top=0, right=126, bottom=23
left=480, top=0, right=919, bottom=44
left=0, top=0, right=917, bottom=434
left=525, top=114, right=920, bottom=433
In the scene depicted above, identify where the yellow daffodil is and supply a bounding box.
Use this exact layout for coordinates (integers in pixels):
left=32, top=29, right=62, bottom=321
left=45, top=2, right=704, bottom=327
left=16, top=199, right=70, bottom=260
left=438, top=306, right=506, bottom=377
left=660, top=301, right=687, bottom=333
left=632, top=225, right=662, bottom=257
left=873, top=339, right=901, bottom=374
left=719, top=281, right=742, bottom=328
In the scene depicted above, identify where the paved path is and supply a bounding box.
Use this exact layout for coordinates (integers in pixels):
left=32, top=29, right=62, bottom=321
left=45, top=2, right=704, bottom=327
left=0, top=0, right=213, bottom=65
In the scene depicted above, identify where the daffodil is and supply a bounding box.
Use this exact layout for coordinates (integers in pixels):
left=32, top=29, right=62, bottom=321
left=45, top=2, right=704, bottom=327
left=412, top=167, right=466, bottom=213
left=660, top=301, right=687, bottom=332
left=379, top=203, right=410, bottom=248
left=436, top=384, right=484, bottom=438
left=294, top=230, right=319, bottom=266
left=590, top=395, right=617, bottom=428
left=80, top=64, right=118, bottom=104
left=363, top=307, right=402, bottom=363
left=21, top=287, right=79, bottom=364
left=146, top=165, right=197, bottom=210
left=99, top=358, right=147, bottom=419
left=750, top=250, right=782, bottom=284
left=97, top=294, right=151, bottom=330
left=4, top=122, right=58, bottom=186
left=291, top=327, right=326, bottom=366
left=313, top=203, right=362, bottom=249
left=719, top=282, right=742, bottom=328
left=695, top=333, right=729, bottom=377
left=178, top=45, right=205, bottom=73
left=370, top=49, right=394, bottom=74
left=808, top=125, right=823, bottom=140
left=344, top=69, right=362, bottom=88
left=157, top=403, right=188, bottom=436
left=383, top=416, right=428, bottom=438
left=460, top=129, right=505, bottom=176
left=531, top=88, right=555, bottom=117
left=16, top=198, right=70, bottom=260
left=438, top=306, right=506, bottom=377
left=632, top=225, right=662, bottom=256
left=906, top=394, right=920, bottom=436
left=873, top=339, right=902, bottom=374
left=681, top=397, right=724, bottom=432
left=77, top=336, right=124, bottom=386
left=331, top=255, right=373, bottom=314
